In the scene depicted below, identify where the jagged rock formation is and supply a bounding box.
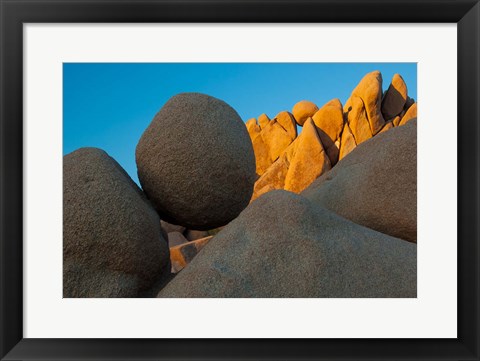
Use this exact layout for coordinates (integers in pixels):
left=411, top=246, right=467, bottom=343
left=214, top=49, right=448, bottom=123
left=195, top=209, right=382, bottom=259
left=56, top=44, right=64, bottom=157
left=136, top=93, right=256, bottom=230
left=63, top=148, right=169, bottom=298
left=246, top=71, right=417, bottom=200
left=252, top=118, right=331, bottom=200
left=158, top=191, right=416, bottom=298
left=249, top=111, right=297, bottom=175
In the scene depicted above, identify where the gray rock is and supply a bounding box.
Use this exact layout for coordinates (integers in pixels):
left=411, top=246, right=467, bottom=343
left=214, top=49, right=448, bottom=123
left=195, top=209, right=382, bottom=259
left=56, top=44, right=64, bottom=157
left=158, top=190, right=416, bottom=298
left=302, top=119, right=417, bottom=243
left=161, top=220, right=186, bottom=234
left=63, top=148, right=170, bottom=297
left=168, top=231, right=189, bottom=248
left=185, top=229, right=209, bottom=241
left=136, top=93, right=256, bottom=230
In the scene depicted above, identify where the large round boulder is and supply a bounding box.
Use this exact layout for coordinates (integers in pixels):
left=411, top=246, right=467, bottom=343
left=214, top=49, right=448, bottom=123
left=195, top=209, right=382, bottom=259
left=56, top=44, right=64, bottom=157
left=136, top=93, right=256, bottom=230
left=63, top=148, right=170, bottom=298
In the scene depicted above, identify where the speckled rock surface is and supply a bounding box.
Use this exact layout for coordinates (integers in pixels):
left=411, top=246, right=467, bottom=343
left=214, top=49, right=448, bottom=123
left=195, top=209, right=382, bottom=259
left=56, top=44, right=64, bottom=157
left=158, top=190, right=416, bottom=298
left=303, top=120, right=417, bottom=243
left=63, top=147, right=169, bottom=298
left=168, top=231, right=189, bottom=248
left=136, top=93, right=256, bottom=230
left=161, top=220, right=185, bottom=234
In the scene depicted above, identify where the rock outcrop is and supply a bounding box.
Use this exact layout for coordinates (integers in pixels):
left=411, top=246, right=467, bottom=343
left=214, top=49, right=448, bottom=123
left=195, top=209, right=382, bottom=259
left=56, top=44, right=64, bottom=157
left=63, top=148, right=170, bottom=298
left=303, top=119, right=417, bottom=243
left=292, top=100, right=319, bottom=126
left=136, top=93, right=256, bottom=230
left=158, top=191, right=416, bottom=298
left=400, top=103, right=417, bottom=125
left=338, top=122, right=357, bottom=159
left=251, top=111, right=297, bottom=176
left=311, top=98, right=344, bottom=165
left=283, top=118, right=331, bottom=193
left=246, top=70, right=416, bottom=200
left=252, top=118, right=331, bottom=199
left=349, top=70, right=385, bottom=135
left=344, top=95, right=373, bottom=144
left=382, top=73, right=408, bottom=119
left=245, top=118, right=261, bottom=140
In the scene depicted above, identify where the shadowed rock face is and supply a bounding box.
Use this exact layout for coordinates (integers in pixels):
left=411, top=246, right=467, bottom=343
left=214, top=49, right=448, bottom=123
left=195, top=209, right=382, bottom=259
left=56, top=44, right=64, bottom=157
left=302, top=119, right=417, bottom=243
left=382, top=73, right=408, bottom=119
left=136, top=93, right=256, bottom=230
left=158, top=190, right=416, bottom=298
left=63, top=147, right=169, bottom=298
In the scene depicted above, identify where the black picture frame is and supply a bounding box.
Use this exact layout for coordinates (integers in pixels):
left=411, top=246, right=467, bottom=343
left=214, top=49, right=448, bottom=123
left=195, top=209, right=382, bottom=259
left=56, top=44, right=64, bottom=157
left=1, top=0, right=478, bottom=360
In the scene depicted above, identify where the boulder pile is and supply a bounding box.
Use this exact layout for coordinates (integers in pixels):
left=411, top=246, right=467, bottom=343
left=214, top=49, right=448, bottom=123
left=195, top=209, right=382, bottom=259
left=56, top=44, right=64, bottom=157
left=64, top=71, right=417, bottom=298
left=246, top=71, right=417, bottom=200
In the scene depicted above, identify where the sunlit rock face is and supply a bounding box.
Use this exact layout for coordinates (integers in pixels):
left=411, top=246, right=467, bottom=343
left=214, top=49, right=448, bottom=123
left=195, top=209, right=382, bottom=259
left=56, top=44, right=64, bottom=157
left=292, top=100, right=319, bottom=126
left=311, top=98, right=344, bottom=165
left=246, top=70, right=417, bottom=200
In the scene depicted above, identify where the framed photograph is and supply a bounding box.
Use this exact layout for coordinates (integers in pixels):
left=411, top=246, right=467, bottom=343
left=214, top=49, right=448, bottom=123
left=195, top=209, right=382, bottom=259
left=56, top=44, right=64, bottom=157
left=1, top=0, right=478, bottom=360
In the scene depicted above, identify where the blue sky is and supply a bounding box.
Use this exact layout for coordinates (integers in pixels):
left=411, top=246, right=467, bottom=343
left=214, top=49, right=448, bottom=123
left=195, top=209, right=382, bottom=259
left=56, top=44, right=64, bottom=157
left=64, top=63, right=417, bottom=185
